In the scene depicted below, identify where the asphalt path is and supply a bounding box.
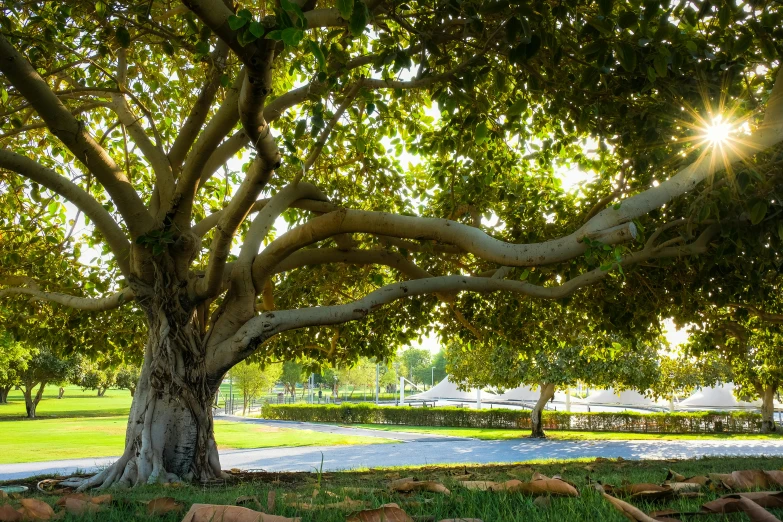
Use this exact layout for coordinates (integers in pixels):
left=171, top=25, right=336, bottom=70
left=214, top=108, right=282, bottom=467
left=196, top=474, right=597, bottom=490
left=3, top=420, right=783, bottom=481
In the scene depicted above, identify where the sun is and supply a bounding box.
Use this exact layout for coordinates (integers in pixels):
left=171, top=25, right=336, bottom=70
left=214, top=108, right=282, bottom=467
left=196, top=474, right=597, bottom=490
left=704, top=116, right=732, bottom=145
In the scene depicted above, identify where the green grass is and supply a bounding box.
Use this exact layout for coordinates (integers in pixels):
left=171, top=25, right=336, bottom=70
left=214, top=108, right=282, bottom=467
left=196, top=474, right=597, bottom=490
left=0, top=416, right=392, bottom=464
left=3, top=456, right=783, bottom=521
left=349, top=423, right=783, bottom=440
left=0, top=385, right=132, bottom=419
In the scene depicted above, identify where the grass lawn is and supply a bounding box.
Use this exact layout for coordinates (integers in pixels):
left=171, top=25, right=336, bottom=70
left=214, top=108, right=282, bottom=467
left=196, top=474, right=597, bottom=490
left=3, top=456, right=783, bottom=521
left=0, top=385, right=132, bottom=419
left=0, top=416, right=392, bottom=464
left=350, top=423, right=783, bottom=440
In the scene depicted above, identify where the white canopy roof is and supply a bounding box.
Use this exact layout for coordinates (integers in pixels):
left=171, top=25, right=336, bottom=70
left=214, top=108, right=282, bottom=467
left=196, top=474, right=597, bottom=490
left=579, top=388, right=657, bottom=407
left=409, top=377, right=495, bottom=401
left=496, top=384, right=541, bottom=402
left=678, top=383, right=761, bottom=409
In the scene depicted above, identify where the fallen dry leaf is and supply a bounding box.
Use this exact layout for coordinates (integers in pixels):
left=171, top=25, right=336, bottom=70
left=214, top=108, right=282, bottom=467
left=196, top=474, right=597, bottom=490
left=736, top=497, right=782, bottom=522
left=180, top=504, right=300, bottom=522
left=666, top=483, right=703, bottom=493
left=458, top=481, right=496, bottom=491
left=604, top=483, right=674, bottom=501
left=390, top=478, right=450, bottom=495
left=297, top=497, right=367, bottom=511
left=145, top=497, right=184, bottom=516
left=597, top=487, right=673, bottom=522
left=18, top=499, right=55, bottom=521
left=707, top=470, right=783, bottom=490
left=509, top=479, right=579, bottom=497
left=0, top=505, right=22, bottom=522
left=702, top=492, right=783, bottom=513
left=62, top=498, right=103, bottom=516
left=346, top=503, right=413, bottom=522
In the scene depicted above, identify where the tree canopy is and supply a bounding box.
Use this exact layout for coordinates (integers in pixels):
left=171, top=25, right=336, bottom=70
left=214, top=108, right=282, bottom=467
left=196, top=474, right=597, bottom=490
left=1, top=0, right=782, bottom=488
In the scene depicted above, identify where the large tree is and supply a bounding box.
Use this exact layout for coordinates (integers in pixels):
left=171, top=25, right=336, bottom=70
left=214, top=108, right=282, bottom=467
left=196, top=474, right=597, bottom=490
left=0, top=331, right=31, bottom=403
left=1, top=0, right=782, bottom=488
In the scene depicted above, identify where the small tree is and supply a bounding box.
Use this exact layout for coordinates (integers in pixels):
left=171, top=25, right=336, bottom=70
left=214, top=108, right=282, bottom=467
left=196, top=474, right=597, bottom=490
left=338, top=358, right=376, bottom=399
left=280, top=361, right=305, bottom=400
left=115, top=364, right=141, bottom=397
left=0, top=332, right=31, bottom=404
left=18, top=347, right=80, bottom=418
left=230, top=361, right=282, bottom=415
left=76, top=360, right=117, bottom=397
left=399, top=348, right=431, bottom=384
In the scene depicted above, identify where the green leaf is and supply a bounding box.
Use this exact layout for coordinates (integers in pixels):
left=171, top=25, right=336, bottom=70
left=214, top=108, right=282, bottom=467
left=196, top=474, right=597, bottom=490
left=598, top=0, right=613, bottom=16
left=248, top=21, right=264, bottom=38
left=228, top=15, right=248, bottom=30
left=1, top=88, right=7, bottom=104
left=265, top=29, right=283, bottom=41
left=614, top=42, right=637, bottom=72
left=508, top=98, right=528, bottom=116
left=653, top=54, right=668, bottom=77
left=237, top=9, right=253, bottom=19
left=115, top=26, right=130, bottom=47
left=337, top=0, right=354, bottom=19
left=307, top=39, right=326, bottom=69
left=749, top=201, right=767, bottom=225
left=349, top=0, right=369, bottom=37
left=618, top=11, right=638, bottom=29
left=95, top=1, right=107, bottom=16
left=281, top=27, right=304, bottom=46
left=475, top=121, right=489, bottom=145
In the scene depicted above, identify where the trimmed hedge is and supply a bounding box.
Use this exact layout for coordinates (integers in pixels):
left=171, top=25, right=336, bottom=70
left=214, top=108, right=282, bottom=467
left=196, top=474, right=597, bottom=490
left=260, top=403, right=767, bottom=434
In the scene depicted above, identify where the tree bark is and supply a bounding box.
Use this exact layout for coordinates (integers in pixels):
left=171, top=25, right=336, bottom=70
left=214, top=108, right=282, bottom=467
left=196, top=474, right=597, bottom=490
left=0, top=386, right=10, bottom=404
left=530, top=383, right=555, bottom=438
left=22, top=382, right=45, bottom=419
left=97, top=387, right=107, bottom=397
left=761, top=385, right=777, bottom=433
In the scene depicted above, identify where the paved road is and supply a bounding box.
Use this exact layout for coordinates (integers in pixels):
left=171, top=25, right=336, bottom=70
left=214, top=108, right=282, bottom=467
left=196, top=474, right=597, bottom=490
left=5, top=432, right=783, bottom=481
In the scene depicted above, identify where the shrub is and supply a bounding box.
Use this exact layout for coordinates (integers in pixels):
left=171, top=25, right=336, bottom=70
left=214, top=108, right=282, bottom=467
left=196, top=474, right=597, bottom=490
left=260, top=403, right=766, bottom=434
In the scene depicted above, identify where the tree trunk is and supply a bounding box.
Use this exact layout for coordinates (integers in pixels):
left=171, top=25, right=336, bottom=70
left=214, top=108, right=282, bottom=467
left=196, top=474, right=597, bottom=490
left=129, top=385, right=136, bottom=398
left=761, top=385, right=777, bottom=433
left=67, top=290, right=225, bottom=491
left=22, top=382, right=45, bottom=419
left=97, top=387, right=107, bottom=397
left=530, top=383, right=555, bottom=438
left=0, top=385, right=10, bottom=404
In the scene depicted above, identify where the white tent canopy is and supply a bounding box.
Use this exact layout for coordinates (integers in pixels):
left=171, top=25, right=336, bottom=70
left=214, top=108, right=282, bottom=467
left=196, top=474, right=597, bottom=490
left=409, top=377, right=495, bottom=401
left=678, top=383, right=761, bottom=409
left=496, top=384, right=541, bottom=402
left=579, top=388, right=657, bottom=408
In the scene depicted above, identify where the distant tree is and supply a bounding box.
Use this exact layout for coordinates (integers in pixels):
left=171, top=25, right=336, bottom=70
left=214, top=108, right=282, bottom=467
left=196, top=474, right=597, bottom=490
left=18, top=346, right=80, bottom=418
left=648, top=352, right=731, bottom=410
left=430, top=350, right=448, bottom=387
left=115, top=364, right=141, bottom=397
left=338, top=358, right=376, bottom=399
left=0, top=333, right=31, bottom=404
left=280, top=361, right=305, bottom=399
left=230, top=361, right=283, bottom=415
left=76, top=358, right=117, bottom=397
left=399, top=348, right=431, bottom=384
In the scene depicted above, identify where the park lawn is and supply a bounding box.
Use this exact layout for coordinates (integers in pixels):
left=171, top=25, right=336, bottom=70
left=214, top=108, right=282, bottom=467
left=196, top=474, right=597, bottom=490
left=350, top=423, right=783, bottom=440
left=0, top=417, right=392, bottom=464
left=4, top=456, right=783, bottom=521
left=0, top=385, right=133, bottom=419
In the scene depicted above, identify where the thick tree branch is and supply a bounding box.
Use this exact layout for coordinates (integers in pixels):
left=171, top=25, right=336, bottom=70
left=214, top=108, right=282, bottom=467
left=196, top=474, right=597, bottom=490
left=0, top=36, right=153, bottom=237
left=727, top=304, right=783, bottom=324
left=171, top=69, right=244, bottom=228
left=0, top=286, right=134, bottom=311
left=113, top=49, right=174, bottom=209
left=269, top=247, right=432, bottom=280
left=168, top=41, right=230, bottom=171
left=0, top=150, right=131, bottom=275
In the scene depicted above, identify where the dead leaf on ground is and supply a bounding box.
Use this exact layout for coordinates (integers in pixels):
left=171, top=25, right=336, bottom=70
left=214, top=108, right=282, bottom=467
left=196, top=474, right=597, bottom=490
left=180, top=504, right=300, bottom=522
left=297, top=497, right=367, bottom=511
left=145, top=497, right=184, bottom=516
left=346, top=503, right=413, bottom=522
left=458, top=481, right=496, bottom=491
left=18, top=499, right=55, bottom=521
left=604, top=483, right=675, bottom=501
left=390, top=478, right=450, bottom=495
left=61, top=498, right=103, bottom=516
left=55, top=493, right=111, bottom=507
left=509, top=479, right=579, bottom=497
left=708, top=470, right=783, bottom=490
left=702, top=492, right=783, bottom=513
left=596, top=487, right=679, bottom=522
left=735, top=497, right=782, bottom=522
left=0, top=505, right=22, bottom=522
left=664, top=470, right=709, bottom=485
left=666, top=483, right=703, bottom=493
